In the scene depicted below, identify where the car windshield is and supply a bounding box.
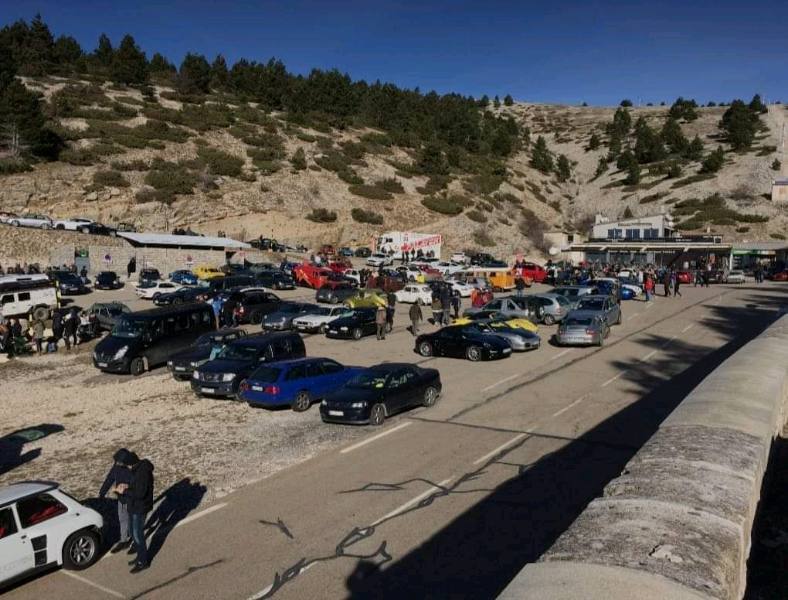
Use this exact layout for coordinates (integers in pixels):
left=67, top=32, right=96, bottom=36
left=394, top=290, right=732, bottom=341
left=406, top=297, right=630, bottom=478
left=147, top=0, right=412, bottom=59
left=346, top=371, right=389, bottom=389
left=112, top=317, right=146, bottom=339
left=578, top=299, right=604, bottom=310
left=138, top=280, right=157, bottom=288
left=217, top=344, right=260, bottom=361
left=553, top=295, right=570, bottom=306
left=313, top=306, right=333, bottom=316
left=565, top=317, right=593, bottom=327
left=106, top=305, right=128, bottom=316
left=57, top=273, right=80, bottom=283
left=250, top=366, right=281, bottom=383
left=98, top=272, right=115, bottom=280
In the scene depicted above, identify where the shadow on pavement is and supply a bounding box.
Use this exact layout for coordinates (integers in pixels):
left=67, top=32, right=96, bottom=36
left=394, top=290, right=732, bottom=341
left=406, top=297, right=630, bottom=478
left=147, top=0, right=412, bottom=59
left=146, top=478, right=207, bottom=562
left=0, top=424, right=65, bottom=477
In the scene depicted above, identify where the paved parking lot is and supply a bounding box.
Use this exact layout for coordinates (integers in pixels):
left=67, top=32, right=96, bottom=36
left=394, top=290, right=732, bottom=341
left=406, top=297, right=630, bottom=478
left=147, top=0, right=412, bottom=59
left=2, top=278, right=786, bottom=599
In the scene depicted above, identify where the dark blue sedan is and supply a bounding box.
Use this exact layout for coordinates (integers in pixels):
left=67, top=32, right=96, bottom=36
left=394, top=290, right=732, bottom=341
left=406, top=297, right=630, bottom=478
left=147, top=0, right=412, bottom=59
left=169, top=270, right=198, bottom=285
left=239, top=358, right=362, bottom=411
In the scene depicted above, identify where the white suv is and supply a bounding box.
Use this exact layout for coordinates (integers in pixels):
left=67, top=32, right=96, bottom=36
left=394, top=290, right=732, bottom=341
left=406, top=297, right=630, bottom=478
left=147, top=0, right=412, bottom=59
left=0, top=482, right=103, bottom=586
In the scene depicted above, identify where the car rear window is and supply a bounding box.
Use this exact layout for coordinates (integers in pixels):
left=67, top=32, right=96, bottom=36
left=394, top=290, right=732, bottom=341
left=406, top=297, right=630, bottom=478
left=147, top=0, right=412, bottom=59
left=250, top=366, right=281, bottom=382
left=566, top=318, right=593, bottom=326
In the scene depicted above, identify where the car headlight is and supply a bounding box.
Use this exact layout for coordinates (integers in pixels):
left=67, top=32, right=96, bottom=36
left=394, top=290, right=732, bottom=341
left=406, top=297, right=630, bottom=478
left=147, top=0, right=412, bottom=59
left=190, top=359, right=207, bottom=368
left=340, top=326, right=348, bottom=331
left=321, top=399, right=327, bottom=406
left=222, top=373, right=236, bottom=382
left=193, top=371, right=200, bottom=380
left=92, top=351, right=98, bottom=360
left=113, top=346, right=128, bottom=360
left=350, top=401, right=367, bottom=408
left=167, top=360, right=173, bottom=366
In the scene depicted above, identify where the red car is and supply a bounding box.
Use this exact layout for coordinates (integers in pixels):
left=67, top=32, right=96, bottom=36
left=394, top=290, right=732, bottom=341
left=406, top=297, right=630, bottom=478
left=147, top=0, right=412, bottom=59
left=327, top=260, right=352, bottom=274
left=770, top=270, right=788, bottom=282
left=292, top=263, right=334, bottom=289
left=515, top=262, right=547, bottom=284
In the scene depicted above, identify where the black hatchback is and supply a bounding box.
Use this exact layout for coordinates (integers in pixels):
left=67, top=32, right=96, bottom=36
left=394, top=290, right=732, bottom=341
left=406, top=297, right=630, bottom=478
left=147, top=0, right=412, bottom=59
left=325, top=308, right=388, bottom=340
left=191, top=332, right=306, bottom=398
left=94, top=271, right=123, bottom=290
left=50, top=271, right=89, bottom=295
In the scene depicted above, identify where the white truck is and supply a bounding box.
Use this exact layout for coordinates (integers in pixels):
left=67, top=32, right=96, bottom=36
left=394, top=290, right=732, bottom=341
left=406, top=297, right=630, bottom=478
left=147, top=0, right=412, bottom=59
left=0, top=274, right=60, bottom=320
left=375, top=231, right=442, bottom=260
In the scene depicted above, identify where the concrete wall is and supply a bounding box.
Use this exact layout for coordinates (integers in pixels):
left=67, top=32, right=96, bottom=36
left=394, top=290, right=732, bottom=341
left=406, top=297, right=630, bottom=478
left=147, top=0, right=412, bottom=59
left=499, top=314, right=788, bottom=600
left=772, top=183, right=788, bottom=203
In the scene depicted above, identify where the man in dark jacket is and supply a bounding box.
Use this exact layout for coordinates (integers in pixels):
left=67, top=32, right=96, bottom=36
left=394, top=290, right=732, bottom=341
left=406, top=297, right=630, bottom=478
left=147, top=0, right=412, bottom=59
left=409, top=302, right=422, bottom=336
left=99, top=448, right=134, bottom=553
left=386, top=291, right=396, bottom=330
left=127, top=257, right=136, bottom=280
left=63, top=308, right=78, bottom=349
left=451, top=291, right=461, bottom=320
left=123, top=453, right=154, bottom=572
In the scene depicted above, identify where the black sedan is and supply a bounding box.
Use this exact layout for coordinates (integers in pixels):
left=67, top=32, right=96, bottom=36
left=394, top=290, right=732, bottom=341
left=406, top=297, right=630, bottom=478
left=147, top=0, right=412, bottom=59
left=50, top=271, right=90, bottom=295
left=167, top=329, right=247, bottom=380
left=315, top=282, right=357, bottom=304
left=94, top=271, right=123, bottom=290
left=154, top=287, right=213, bottom=306
left=415, top=326, right=512, bottom=361
left=325, top=308, right=388, bottom=340
left=255, top=270, right=296, bottom=290
left=320, top=363, right=441, bottom=425
left=79, top=222, right=117, bottom=236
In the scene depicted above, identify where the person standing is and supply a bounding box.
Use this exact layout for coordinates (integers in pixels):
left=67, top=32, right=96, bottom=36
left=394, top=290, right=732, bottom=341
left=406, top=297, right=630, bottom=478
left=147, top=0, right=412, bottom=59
left=127, top=257, right=136, bottom=281
left=409, top=302, right=423, bottom=336
left=51, top=310, right=63, bottom=351
left=441, top=288, right=451, bottom=326
left=674, top=273, right=682, bottom=297
left=451, top=291, right=461, bottom=320
left=432, top=295, right=443, bottom=326
left=375, top=304, right=387, bottom=340
left=643, top=275, right=654, bottom=302
left=123, top=453, right=154, bottom=573
left=32, top=317, right=45, bottom=354
left=99, top=449, right=134, bottom=553
left=515, top=274, right=526, bottom=298
left=386, top=291, right=396, bottom=331
left=663, top=271, right=671, bottom=297
left=63, top=308, right=78, bottom=349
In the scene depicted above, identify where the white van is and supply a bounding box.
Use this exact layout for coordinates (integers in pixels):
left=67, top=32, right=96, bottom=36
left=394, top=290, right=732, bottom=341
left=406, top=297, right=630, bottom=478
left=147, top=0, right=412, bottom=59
left=0, top=274, right=60, bottom=320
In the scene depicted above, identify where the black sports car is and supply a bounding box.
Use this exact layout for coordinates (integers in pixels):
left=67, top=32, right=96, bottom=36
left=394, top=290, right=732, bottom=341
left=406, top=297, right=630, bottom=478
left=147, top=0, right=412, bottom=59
left=167, top=329, right=247, bottom=380
left=324, top=308, right=389, bottom=340
left=79, top=222, right=117, bottom=236
left=320, top=363, right=441, bottom=425
left=415, top=326, right=512, bottom=361
left=94, top=271, right=124, bottom=290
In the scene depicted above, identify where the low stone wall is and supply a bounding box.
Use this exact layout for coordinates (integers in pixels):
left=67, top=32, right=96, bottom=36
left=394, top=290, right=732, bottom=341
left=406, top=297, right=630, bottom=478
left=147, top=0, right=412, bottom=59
left=499, top=314, right=788, bottom=600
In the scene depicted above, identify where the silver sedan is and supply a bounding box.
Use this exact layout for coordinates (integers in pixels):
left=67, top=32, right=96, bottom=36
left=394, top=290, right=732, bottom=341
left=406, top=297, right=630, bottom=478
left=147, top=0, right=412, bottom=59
left=554, top=315, right=610, bottom=347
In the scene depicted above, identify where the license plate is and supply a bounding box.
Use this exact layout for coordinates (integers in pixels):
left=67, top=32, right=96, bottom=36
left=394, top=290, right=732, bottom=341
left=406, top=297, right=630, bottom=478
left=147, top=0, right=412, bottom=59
left=296, top=325, right=307, bottom=330
left=251, top=385, right=263, bottom=392
left=174, top=366, right=185, bottom=371
left=201, top=387, right=215, bottom=394
left=503, top=348, right=512, bottom=353
left=328, top=330, right=337, bottom=334
left=97, top=362, right=107, bottom=367
left=328, top=410, right=344, bottom=416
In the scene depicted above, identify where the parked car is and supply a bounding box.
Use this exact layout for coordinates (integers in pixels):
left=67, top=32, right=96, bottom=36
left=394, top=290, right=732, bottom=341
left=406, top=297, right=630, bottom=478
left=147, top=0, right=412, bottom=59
left=395, top=284, right=433, bottom=305
left=226, top=290, right=282, bottom=324
left=167, top=329, right=247, bottom=380
left=240, top=357, right=362, bottom=411
left=320, top=363, right=441, bottom=425
left=86, top=301, right=131, bottom=331
left=354, top=247, right=372, bottom=258
left=292, top=263, right=334, bottom=289
left=316, top=281, right=358, bottom=304
left=153, top=286, right=213, bottom=306
left=452, top=312, right=540, bottom=334
left=446, top=280, right=474, bottom=297
left=8, top=214, right=52, bottom=229
left=366, top=253, right=393, bottom=267
left=450, top=252, right=468, bottom=264
left=570, top=294, right=622, bottom=326
left=191, top=332, right=306, bottom=398
left=94, top=303, right=216, bottom=375
left=530, top=293, right=571, bottom=325
left=53, top=217, right=93, bottom=231
left=555, top=314, right=610, bottom=347
left=415, top=326, right=512, bottom=361
left=549, top=285, right=598, bottom=310
left=464, top=296, right=544, bottom=323
left=0, top=481, right=103, bottom=586
left=169, top=270, right=198, bottom=286
left=49, top=271, right=89, bottom=295
left=135, top=280, right=184, bottom=300
left=458, top=322, right=540, bottom=352
left=325, top=308, right=387, bottom=340
left=292, top=305, right=351, bottom=334
left=193, top=265, right=224, bottom=280
left=769, top=270, right=788, bottom=282
left=255, top=270, right=295, bottom=290
left=78, top=222, right=117, bottom=236
left=724, top=270, right=746, bottom=284
left=138, top=268, right=161, bottom=283
left=676, top=271, right=693, bottom=284
left=338, top=247, right=354, bottom=257
left=94, top=271, right=123, bottom=290
left=344, top=289, right=388, bottom=309
left=262, top=302, right=319, bottom=331
left=515, top=262, right=548, bottom=283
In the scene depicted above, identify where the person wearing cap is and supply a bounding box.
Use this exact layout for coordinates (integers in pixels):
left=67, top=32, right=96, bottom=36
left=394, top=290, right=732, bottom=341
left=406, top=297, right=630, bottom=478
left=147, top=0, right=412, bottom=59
left=98, top=448, right=135, bottom=553
left=122, top=452, right=155, bottom=573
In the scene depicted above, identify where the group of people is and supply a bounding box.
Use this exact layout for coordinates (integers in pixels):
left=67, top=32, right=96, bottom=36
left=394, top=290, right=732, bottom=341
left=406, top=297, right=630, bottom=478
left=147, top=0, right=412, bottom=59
left=99, top=449, right=155, bottom=573
left=0, top=307, right=92, bottom=357
left=0, top=262, right=43, bottom=276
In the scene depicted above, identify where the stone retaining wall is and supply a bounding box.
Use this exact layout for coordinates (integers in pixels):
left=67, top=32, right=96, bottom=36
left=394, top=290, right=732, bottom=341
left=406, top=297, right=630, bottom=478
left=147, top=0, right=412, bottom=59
left=499, top=314, right=788, bottom=600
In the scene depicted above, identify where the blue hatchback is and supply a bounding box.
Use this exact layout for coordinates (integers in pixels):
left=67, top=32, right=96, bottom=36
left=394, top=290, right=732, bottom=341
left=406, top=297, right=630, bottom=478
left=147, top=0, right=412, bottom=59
left=170, top=270, right=198, bottom=285
left=239, top=357, right=361, bottom=411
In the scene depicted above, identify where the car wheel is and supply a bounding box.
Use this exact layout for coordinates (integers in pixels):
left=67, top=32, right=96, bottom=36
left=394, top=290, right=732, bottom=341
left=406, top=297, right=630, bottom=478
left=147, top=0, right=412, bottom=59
left=129, top=357, right=145, bottom=376
left=418, top=341, right=433, bottom=357
left=466, top=346, right=482, bottom=362
left=352, top=328, right=363, bottom=340
left=250, top=312, right=263, bottom=325
left=56, top=224, right=65, bottom=230
left=32, top=306, right=50, bottom=321
left=543, top=314, right=555, bottom=326
left=80, top=227, right=90, bottom=234
left=62, top=529, right=100, bottom=570
left=152, top=292, right=160, bottom=300
left=11, top=220, right=20, bottom=227
left=422, top=386, right=439, bottom=407
left=369, top=403, right=386, bottom=426
left=172, top=297, right=183, bottom=305
left=292, top=391, right=312, bottom=412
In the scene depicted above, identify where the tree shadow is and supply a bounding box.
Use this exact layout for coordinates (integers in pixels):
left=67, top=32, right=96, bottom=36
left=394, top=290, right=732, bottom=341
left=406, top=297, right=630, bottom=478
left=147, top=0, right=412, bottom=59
left=0, top=424, right=65, bottom=477
left=145, top=478, right=207, bottom=562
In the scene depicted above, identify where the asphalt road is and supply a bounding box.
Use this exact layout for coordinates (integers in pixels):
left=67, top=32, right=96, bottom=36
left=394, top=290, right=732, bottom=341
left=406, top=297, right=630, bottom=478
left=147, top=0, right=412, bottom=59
left=5, top=280, right=787, bottom=600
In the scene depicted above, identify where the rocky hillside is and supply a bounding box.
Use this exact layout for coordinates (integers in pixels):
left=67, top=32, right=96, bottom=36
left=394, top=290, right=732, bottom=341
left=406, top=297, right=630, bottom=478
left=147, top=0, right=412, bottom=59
left=1, top=75, right=786, bottom=262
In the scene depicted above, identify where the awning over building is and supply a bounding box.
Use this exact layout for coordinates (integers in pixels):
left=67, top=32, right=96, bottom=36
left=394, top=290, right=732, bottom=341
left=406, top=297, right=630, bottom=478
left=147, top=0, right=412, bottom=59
left=569, top=241, right=732, bottom=253
left=117, top=232, right=250, bottom=250
left=732, top=241, right=788, bottom=256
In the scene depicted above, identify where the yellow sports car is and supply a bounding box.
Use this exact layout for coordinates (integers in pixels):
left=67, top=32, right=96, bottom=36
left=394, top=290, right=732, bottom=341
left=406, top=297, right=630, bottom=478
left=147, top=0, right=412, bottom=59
left=452, top=314, right=538, bottom=333
left=344, top=290, right=388, bottom=309
left=193, top=265, right=224, bottom=280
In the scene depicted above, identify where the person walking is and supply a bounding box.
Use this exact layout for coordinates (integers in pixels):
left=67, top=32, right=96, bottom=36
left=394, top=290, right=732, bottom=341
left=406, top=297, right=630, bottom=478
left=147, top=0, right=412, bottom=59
left=451, top=291, right=461, bottom=320
left=409, top=302, right=423, bottom=336
left=375, top=304, right=387, bottom=340
left=440, top=287, right=451, bottom=326
left=220, top=297, right=236, bottom=328
left=51, top=310, right=63, bottom=351
left=431, top=295, right=443, bottom=326
left=99, top=449, right=134, bottom=553
left=515, top=274, right=526, bottom=298
left=663, top=271, right=671, bottom=297
left=32, top=317, right=45, bottom=354
left=386, top=291, right=396, bottom=331
left=643, top=275, right=654, bottom=302
left=127, top=257, right=136, bottom=281
left=63, top=308, right=78, bottom=349
left=123, top=453, right=154, bottom=573
left=674, top=273, right=682, bottom=297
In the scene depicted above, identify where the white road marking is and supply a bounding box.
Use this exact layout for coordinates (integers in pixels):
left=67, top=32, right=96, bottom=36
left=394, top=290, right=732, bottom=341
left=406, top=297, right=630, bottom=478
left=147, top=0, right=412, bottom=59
left=472, top=433, right=528, bottom=465
left=641, top=350, right=657, bottom=361
left=340, top=422, right=412, bottom=454
left=645, top=301, right=655, bottom=309
left=661, top=335, right=678, bottom=348
left=371, top=478, right=453, bottom=525
left=61, top=572, right=124, bottom=598
left=175, top=502, right=227, bottom=528
left=549, top=348, right=572, bottom=361
left=682, top=323, right=695, bottom=333
left=481, top=372, right=521, bottom=392
left=627, top=312, right=641, bottom=320
left=551, top=396, right=586, bottom=418
left=601, top=371, right=626, bottom=387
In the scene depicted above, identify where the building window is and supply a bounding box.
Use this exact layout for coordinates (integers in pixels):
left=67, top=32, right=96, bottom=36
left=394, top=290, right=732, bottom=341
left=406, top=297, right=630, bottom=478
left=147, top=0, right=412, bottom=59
left=625, top=229, right=641, bottom=240
left=608, top=229, right=623, bottom=239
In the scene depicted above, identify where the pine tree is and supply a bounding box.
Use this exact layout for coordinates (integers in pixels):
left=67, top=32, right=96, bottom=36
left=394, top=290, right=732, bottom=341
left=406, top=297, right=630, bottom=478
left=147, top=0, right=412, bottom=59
left=290, top=147, right=307, bottom=170
left=478, top=95, right=489, bottom=108
left=661, top=117, right=688, bottom=154
left=52, top=36, right=82, bottom=66
left=748, top=94, right=767, bottom=114
left=620, top=99, right=633, bottom=107
left=587, top=133, right=600, bottom=150
left=624, top=161, right=641, bottom=184
left=493, top=95, right=501, bottom=108
left=720, top=100, right=758, bottom=150
left=503, top=94, right=514, bottom=106
left=94, top=33, right=113, bottom=66
left=700, top=146, right=725, bottom=173
left=668, top=97, right=698, bottom=122
left=530, top=136, right=553, bottom=173
left=616, top=149, right=637, bottom=171
left=666, top=160, right=682, bottom=178
left=594, top=155, right=609, bottom=179
left=418, top=142, right=448, bottom=175
left=685, top=135, right=704, bottom=160
left=110, top=35, right=147, bottom=84
left=633, top=121, right=667, bottom=164
left=178, top=53, right=211, bottom=94
left=556, top=154, right=571, bottom=182
left=210, top=55, right=229, bottom=90
left=607, top=107, right=631, bottom=138
left=771, top=159, right=781, bottom=171
left=149, top=52, right=175, bottom=77
left=623, top=206, right=634, bottom=218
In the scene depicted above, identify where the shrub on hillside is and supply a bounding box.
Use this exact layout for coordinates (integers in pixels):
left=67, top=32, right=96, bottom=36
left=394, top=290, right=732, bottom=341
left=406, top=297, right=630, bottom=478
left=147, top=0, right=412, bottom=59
left=351, top=208, right=384, bottom=224
left=0, top=159, right=33, bottom=175
left=110, top=159, right=151, bottom=171
left=306, top=208, right=337, bottom=223
left=376, top=178, right=404, bottom=193
left=466, top=209, right=487, bottom=223
left=421, top=194, right=471, bottom=215
left=92, top=170, right=129, bottom=188
left=348, top=185, right=392, bottom=200
left=197, top=147, right=244, bottom=177
left=314, top=150, right=351, bottom=173
left=700, top=146, right=725, bottom=173
left=338, top=169, right=363, bottom=184
left=290, top=147, right=307, bottom=170
left=472, top=229, right=495, bottom=247
left=143, top=162, right=198, bottom=202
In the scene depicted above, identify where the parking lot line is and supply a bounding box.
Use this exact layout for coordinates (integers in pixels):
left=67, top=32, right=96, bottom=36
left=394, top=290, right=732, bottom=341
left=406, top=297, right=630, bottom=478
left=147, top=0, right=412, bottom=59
left=601, top=371, right=626, bottom=387
left=61, top=571, right=124, bottom=598
left=481, top=372, right=521, bottom=392
left=340, top=422, right=412, bottom=454
left=473, top=433, right=527, bottom=465
left=641, top=350, right=657, bottom=361
left=549, top=348, right=572, bottom=361
left=371, top=478, right=453, bottom=525
left=175, top=502, right=228, bottom=528
left=682, top=323, right=695, bottom=333
left=627, top=312, right=641, bottom=320
left=551, top=396, right=586, bottom=418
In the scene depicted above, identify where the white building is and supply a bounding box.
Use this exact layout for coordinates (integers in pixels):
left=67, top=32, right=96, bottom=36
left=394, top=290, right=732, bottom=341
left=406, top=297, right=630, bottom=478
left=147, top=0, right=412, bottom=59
left=772, top=178, right=788, bottom=203
left=591, top=213, right=675, bottom=241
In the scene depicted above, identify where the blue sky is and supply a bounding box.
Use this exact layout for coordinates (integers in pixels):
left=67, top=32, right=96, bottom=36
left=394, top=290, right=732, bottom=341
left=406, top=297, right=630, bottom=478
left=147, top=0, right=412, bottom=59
left=2, top=0, right=786, bottom=105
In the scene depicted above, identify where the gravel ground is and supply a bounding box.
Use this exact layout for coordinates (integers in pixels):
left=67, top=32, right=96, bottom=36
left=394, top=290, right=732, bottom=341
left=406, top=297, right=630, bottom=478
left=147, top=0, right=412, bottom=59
left=0, top=338, right=369, bottom=504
